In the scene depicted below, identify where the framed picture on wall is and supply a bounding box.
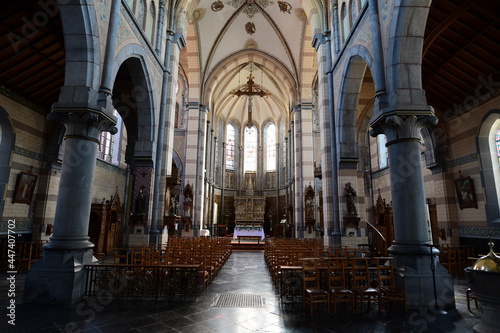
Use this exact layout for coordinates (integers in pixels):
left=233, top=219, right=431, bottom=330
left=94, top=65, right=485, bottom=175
left=12, top=171, right=37, bottom=204
left=455, top=175, right=478, bottom=210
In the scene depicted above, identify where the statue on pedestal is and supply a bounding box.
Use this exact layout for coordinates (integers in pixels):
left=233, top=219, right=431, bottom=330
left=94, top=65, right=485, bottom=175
left=344, top=182, right=357, bottom=215
left=134, top=189, right=146, bottom=216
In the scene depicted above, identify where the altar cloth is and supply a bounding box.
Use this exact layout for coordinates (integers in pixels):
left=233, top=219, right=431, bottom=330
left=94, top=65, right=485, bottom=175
left=233, top=227, right=265, bottom=240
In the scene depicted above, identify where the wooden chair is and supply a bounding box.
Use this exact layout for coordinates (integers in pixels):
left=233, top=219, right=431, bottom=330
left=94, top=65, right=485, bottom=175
left=457, top=246, right=468, bottom=275
left=327, top=261, right=354, bottom=314
left=450, top=247, right=461, bottom=276
left=302, top=260, right=330, bottom=315
left=112, top=248, right=130, bottom=264
left=351, top=260, right=380, bottom=314
left=466, top=288, right=478, bottom=311
left=376, top=264, right=407, bottom=312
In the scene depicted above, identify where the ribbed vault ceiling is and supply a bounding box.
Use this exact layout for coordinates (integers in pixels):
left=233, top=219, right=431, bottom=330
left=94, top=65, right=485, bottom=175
left=185, top=0, right=308, bottom=128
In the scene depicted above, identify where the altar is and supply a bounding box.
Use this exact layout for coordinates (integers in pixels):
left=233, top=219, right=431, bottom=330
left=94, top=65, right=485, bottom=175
left=232, top=172, right=266, bottom=240
left=233, top=223, right=265, bottom=240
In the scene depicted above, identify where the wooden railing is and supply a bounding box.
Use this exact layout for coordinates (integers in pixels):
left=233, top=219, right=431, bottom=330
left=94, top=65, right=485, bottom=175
left=366, top=221, right=387, bottom=257
left=1, top=240, right=45, bottom=273
left=85, top=264, right=200, bottom=300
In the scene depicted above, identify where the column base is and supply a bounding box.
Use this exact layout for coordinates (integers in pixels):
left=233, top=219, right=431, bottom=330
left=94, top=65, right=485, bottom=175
left=23, top=248, right=96, bottom=304
left=391, top=246, right=455, bottom=309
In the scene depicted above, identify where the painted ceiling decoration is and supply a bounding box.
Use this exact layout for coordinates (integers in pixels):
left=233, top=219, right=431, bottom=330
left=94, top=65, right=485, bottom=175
left=277, top=1, right=292, bottom=14
left=210, top=0, right=292, bottom=18
left=245, top=22, right=256, bottom=34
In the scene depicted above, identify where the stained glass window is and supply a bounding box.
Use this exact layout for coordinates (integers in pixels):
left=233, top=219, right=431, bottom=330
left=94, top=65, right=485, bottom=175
left=226, top=124, right=235, bottom=170
left=244, top=125, right=257, bottom=172
left=266, top=123, right=276, bottom=171
left=377, top=134, right=388, bottom=169
left=496, top=127, right=500, bottom=162
left=98, top=110, right=121, bottom=165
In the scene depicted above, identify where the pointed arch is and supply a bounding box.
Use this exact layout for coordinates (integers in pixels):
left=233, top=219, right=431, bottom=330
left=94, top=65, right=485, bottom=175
left=478, top=110, right=500, bottom=224
left=113, top=45, right=156, bottom=167
left=337, top=47, right=374, bottom=168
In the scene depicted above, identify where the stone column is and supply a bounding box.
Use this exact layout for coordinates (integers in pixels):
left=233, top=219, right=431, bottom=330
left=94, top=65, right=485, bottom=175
left=24, top=108, right=117, bottom=303
left=371, top=111, right=455, bottom=309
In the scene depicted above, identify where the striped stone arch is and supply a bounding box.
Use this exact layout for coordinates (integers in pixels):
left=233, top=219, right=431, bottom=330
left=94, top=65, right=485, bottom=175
left=337, top=46, right=374, bottom=168
left=386, top=0, right=433, bottom=106
left=299, top=10, right=316, bottom=102
left=184, top=21, right=202, bottom=101
left=57, top=0, right=102, bottom=104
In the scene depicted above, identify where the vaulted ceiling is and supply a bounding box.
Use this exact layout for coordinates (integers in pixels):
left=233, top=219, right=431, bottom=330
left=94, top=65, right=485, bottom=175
left=1, top=0, right=499, bottom=125
left=182, top=0, right=310, bottom=129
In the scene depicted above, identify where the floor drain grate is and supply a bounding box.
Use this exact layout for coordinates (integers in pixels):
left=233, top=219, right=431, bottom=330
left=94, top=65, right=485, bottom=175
left=213, top=293, right=265, bottom=308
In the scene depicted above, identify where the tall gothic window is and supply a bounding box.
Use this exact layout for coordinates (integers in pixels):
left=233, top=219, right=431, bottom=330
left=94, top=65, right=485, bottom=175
left=137, top=0, right=146, bottom=29
left=99, top=110, right=122, bottom=165
left=265, top=123, right=276, bottom=171
left=341, top=2, right=349, bottom=42
left=226, top=123, right=236, bottom=170
left=147, top=1, right=156, bottom=43
left=350, top=0, right=357, bottom=24
left=244, top=125, right=258, bottom=172
left=377, top=134, right=388, bottom=169
left=496, top=127, right=500, bottom=164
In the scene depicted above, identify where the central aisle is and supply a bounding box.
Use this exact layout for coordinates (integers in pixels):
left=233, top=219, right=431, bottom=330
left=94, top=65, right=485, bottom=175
left=3, top=251, right=479, bottom=332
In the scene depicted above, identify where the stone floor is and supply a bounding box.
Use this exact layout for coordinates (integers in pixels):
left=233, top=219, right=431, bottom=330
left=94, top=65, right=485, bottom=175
left=1, top=251, right=481, bottom=332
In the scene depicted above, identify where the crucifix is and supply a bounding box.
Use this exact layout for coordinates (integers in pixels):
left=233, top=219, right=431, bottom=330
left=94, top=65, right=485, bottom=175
left=232, top=64, right=269, bottom=128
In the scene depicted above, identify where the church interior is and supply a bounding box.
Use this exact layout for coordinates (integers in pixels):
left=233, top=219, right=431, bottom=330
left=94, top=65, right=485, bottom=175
left=1, top=0, right=500, bottom=331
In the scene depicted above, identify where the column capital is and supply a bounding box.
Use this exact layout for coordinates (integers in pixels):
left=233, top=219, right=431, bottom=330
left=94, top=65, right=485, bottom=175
left=370, top=109, right=438, bottom=143
left=312, top=30, right=331, bottom=50
left=48, top=108, right=117, bottom=143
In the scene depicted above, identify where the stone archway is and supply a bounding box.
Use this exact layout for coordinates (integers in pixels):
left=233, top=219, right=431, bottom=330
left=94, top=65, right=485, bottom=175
left=386, top=0, right=433, bottom=105
left=112, top=53, right=156, bottom=240
left=337, top=51, right=374, bottom=168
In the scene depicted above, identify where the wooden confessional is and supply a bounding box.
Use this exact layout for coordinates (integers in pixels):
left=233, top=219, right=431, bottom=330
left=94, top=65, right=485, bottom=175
left=89, top=190, right=123, bottom=254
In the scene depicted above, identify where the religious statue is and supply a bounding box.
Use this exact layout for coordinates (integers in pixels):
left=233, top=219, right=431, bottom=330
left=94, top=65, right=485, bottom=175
left=183, top=195, right=192, bottom=217
left=134, top=189, right=146, bottom=216
left=169, top=195, right=179, bottom=216
left=246, top=174, right=254, bottom=196
left=344, top=182, right=357, bottom=215
left=305, top=196, right=314, bottom=220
